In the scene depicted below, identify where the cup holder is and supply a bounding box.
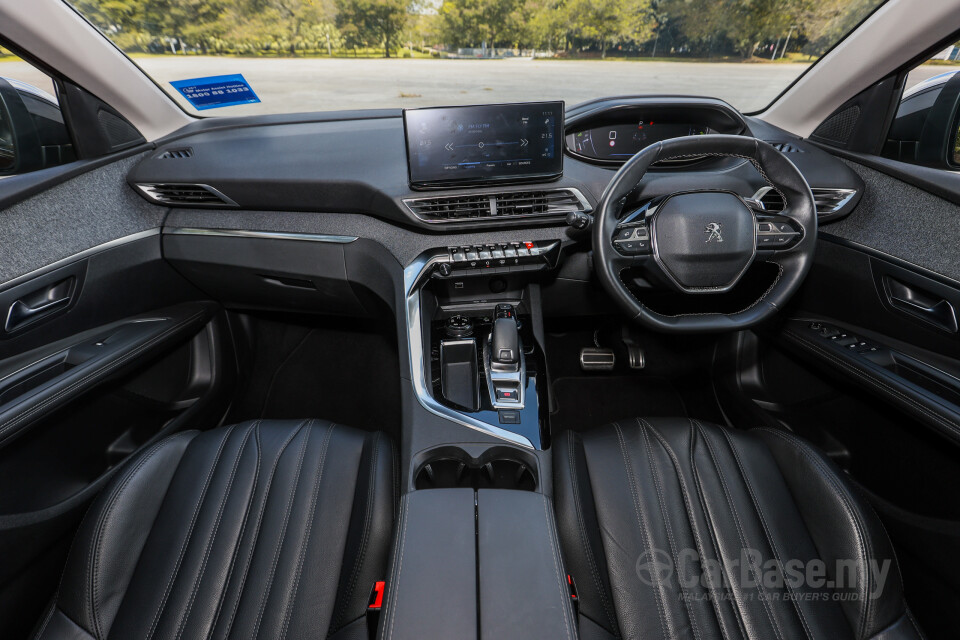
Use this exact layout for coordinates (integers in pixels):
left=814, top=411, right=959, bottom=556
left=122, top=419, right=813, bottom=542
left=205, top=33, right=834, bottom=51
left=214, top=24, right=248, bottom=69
left=414, top=447, right=537, bottom=491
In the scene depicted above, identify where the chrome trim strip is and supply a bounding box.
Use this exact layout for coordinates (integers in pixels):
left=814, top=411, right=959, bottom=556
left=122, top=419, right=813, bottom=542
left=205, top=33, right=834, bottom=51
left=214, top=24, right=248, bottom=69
left=751, top=186, right=858, bottom=214
left=163, top=228, right=358, bottom=244
left=0, top=229, right=161, bottom=292
left=402, top=187, right=592, bottom=224
left=404, top=251, right=534, bottom=449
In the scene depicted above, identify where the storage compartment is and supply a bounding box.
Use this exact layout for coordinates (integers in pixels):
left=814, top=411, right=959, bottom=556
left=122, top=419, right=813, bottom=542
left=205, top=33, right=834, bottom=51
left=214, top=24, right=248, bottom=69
left=164, top=234, right=372, bottom=316
left=413, top=445, right=538, bottom=491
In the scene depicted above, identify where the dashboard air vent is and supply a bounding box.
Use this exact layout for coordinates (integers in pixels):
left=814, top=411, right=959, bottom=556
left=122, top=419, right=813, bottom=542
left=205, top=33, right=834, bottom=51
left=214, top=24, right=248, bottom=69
left=404, top=188, right=590, bottom=223
left=158, top=147, right=193, bottom=159
left=753, top=187, right=857, bottom=217
left=136, top=183, right=237, bottom=207
left=768, top=142, right=803, bottom=153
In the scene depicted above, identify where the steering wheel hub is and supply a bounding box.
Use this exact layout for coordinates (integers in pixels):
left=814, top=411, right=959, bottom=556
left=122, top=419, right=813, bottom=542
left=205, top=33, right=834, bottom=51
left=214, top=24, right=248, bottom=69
left=651, top=191, right=756, bottom=292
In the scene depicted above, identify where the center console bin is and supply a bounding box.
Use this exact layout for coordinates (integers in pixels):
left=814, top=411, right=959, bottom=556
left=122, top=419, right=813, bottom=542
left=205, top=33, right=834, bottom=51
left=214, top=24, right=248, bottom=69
left=379, top=488, right=577, bottom=640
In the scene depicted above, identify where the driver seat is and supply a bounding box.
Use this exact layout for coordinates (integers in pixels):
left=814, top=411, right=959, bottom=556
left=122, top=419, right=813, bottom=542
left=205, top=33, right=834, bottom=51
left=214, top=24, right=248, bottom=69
left=553, top=418, right=924, bottom=640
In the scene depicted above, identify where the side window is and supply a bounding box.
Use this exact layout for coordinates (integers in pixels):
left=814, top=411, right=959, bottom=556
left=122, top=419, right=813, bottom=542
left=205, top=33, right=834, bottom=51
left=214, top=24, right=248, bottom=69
left=0, top=46, right=75, bottom=176
left=882, top=42, right=960, bottom=168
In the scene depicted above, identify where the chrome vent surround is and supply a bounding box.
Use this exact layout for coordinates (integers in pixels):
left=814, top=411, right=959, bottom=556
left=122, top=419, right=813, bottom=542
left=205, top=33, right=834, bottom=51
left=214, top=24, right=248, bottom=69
left=752, top=186, right=857, bottom=217
left=157, top=147, right=193, bottom=159
left=403, top=188, right=590, bottom=223
left=136, top=183, right=237, bottom=207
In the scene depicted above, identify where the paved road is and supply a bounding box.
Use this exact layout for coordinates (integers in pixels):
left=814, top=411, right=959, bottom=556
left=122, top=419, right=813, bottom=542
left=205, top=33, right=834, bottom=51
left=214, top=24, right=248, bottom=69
left=2, top=56, right=958, bottom=116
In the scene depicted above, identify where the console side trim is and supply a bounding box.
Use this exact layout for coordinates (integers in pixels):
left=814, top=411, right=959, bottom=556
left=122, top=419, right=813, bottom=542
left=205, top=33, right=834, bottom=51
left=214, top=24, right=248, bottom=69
left=404, top=251, right=535, bottom=449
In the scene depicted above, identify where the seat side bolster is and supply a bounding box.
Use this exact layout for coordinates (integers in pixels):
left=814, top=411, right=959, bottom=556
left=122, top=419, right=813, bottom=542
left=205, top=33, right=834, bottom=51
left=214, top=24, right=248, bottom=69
left=553, top=429, right=621, bottom=638
left=329, top=431, right=397, bottom=633
left=39, top=431, right=197, bottom=640
left=755, top=428, right=907, bottom=640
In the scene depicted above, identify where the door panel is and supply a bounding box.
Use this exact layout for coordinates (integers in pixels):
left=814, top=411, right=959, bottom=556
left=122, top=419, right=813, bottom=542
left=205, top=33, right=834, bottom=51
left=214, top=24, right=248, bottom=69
left=0, top=160, right=232, bottom=638
left=717, top=161, right=960, bottom=639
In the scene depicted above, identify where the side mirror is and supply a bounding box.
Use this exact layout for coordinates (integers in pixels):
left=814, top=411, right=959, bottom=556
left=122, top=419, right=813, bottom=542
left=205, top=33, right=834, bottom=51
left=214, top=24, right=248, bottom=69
left=917, top=72, right=960, bottom=169
left=0, top=77, right=44, bottom=176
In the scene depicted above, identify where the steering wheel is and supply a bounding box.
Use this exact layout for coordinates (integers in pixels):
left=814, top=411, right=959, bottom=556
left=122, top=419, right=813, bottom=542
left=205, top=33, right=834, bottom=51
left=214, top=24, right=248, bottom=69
left=592, top=134, right=817, bottom=333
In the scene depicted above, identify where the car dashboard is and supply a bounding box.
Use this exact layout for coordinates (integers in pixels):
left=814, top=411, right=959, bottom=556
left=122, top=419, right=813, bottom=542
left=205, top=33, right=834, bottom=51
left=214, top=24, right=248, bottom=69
left=129, top=96, right=865, bottom=232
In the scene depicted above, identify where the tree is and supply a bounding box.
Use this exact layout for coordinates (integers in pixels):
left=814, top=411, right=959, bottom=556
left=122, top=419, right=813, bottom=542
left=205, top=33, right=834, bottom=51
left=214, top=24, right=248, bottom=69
left=336, top=0, right=409, bottom=56
left=565, top=0, right=651, bottom=58
left=439, top=0, right=523, bottom=54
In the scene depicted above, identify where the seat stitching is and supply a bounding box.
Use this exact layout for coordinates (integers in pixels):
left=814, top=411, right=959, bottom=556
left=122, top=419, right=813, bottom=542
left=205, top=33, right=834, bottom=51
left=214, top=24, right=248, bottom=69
left=331, top=430, right=382, bottom=634
left=144, top=425, right=236, bottom=640
left=755, top=427, right=873, bottom=639
left=695, top=419, right=786, bottom=640
left=386, top=494, right=411, bottom=640
left=643, top=419, right=735, bottom=640
left=35, top=602, right=56, bottom=639
left=542, top=495, right=575, bottom=640
left=611, top=420, right=670, bottom=638
left=280, top=420, right=336, bottom=640
left=566, top=430, right=620, bottom=636
left=205, top=420, right=263, bottom=640
left=639, top=420, right=702, bottom=640
left=174, top=422, right=258, bottom=639
left=87, top=431, right=192, bottom=639
left=686, top=419, right=751, bottom=640
left=218, top=420, right=309, bottom=639
left=250, top=419, right=314, bottom=639
left=718, top=427, right=815, bottom=640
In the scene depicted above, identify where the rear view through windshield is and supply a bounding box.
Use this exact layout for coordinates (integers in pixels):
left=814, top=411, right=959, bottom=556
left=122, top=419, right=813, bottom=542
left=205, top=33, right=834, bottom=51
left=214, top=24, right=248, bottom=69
left=61, top=0, right=888, bottom=115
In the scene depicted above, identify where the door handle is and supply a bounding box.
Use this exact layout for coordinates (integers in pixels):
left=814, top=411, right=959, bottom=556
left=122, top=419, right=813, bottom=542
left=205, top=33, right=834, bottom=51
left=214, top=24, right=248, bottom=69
left=884, top=277, right=958, bottom=333
left=4, top=278, right=75, bottom=333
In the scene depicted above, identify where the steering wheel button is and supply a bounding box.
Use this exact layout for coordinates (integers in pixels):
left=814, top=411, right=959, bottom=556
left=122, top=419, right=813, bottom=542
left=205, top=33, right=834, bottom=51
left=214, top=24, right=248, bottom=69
left=616, top=228, right=635, bottom=240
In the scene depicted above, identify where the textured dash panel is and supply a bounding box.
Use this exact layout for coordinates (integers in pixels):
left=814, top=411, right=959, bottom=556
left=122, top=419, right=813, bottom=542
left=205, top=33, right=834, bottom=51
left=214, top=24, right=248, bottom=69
left=0, top=153, right=166, bottom=286
left=825, top=160, right=960, bottom=283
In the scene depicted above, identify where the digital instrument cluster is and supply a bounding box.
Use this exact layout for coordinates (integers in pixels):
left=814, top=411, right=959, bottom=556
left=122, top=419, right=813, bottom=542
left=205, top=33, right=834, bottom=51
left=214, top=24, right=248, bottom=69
left=566, top=121, right=711, bottom=162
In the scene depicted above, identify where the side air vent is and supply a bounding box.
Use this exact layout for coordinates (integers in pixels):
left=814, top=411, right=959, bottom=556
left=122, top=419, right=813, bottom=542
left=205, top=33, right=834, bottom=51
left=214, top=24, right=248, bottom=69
left=403, top=188, right=590, bottom=223
left=768, top=142, right=803, bottom=153
left=136, top=183, right=237, bottom=207
left=158, top=147, right=193, bottom=159
left=752, top=187, right=857, bottom=217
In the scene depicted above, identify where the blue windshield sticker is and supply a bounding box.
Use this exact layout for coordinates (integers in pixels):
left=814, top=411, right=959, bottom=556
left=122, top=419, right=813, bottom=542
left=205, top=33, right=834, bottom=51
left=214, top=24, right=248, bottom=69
left=170, top=74, right=260, bottom=110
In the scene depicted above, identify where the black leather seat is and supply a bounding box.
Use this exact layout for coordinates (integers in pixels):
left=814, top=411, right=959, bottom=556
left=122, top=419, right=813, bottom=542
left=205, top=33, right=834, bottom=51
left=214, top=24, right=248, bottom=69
left=554, top=418, right=924, bottom=640
left=33, top=419, right=395, bottom=640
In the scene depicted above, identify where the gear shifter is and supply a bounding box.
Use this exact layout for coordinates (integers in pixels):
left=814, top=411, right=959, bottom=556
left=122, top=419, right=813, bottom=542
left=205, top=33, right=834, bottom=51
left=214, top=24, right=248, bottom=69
left=490, top=317, right=520, bottom=372
left=486, top=305, right=525, bottom=407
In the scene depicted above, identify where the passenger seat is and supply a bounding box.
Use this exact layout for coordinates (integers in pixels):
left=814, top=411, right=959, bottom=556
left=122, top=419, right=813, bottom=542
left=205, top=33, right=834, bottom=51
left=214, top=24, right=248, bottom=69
left=32, top=419, right=395, bottom=640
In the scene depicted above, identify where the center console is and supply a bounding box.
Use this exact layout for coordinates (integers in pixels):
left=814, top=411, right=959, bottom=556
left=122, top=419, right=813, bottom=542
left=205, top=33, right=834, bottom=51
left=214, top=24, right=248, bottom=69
left=377, top=236, right=579, bottom=639
left=407, top=239, right=561, bottom=450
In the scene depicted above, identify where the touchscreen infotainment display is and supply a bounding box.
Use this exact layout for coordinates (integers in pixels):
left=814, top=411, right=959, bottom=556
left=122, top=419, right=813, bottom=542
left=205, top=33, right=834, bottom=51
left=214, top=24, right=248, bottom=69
left=404, top=102, right=564, bottom=187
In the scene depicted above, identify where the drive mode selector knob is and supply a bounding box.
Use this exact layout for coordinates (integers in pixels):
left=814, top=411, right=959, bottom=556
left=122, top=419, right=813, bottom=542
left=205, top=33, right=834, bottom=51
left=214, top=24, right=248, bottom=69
left=445, top=315, right=473, bottom=338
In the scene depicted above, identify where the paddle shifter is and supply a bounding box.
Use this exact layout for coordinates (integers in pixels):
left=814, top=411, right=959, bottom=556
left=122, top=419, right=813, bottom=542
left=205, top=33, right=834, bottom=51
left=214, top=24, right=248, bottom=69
left=486, top=304, right=525, bottom=408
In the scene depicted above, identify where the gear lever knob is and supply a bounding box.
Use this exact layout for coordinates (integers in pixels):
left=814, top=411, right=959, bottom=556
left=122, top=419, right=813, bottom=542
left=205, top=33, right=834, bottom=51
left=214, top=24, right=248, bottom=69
left=490, top=317, right=519, bottom=372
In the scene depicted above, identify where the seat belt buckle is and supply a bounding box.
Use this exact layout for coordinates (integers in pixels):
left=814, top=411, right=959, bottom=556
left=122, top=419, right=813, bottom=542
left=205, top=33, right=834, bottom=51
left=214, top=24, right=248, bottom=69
left=567, top=574, right=579, bottom=617
left=366, top=580, right=386, bottom=639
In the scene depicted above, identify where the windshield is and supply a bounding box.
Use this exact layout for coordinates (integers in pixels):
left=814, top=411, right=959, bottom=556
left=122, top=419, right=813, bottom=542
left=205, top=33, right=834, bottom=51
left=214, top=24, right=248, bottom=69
left=64, top=0, right=886, bottom=116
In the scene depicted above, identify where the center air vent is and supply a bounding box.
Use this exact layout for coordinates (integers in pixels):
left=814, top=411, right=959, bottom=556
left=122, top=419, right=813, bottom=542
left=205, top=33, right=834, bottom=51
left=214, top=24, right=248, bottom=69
left=403, top=188, right=590, bottom=223
left=135, top=183, right=237, bottom=207
left=752, top=186, right=857, bottom=217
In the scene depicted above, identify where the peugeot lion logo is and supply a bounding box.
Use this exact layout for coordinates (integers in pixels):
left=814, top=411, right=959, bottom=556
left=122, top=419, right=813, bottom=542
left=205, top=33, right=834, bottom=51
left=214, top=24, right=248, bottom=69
left=704, top=222, right=723, bottom=243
